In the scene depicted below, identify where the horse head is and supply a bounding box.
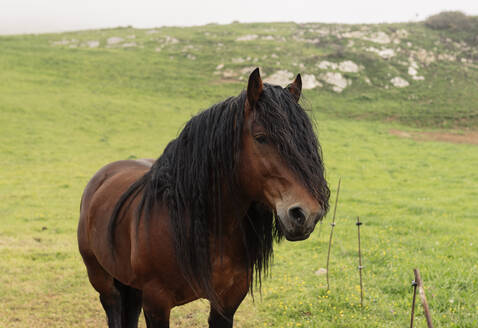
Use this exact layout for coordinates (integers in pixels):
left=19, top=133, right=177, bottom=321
left=239, top=68, right=330, bottom=241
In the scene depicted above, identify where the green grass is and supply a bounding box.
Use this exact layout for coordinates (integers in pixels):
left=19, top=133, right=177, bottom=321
left=1, top=21, right=477, bottom=327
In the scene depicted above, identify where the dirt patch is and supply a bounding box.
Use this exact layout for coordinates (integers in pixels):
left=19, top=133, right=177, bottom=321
left=390, top=129, right=478, bottom=145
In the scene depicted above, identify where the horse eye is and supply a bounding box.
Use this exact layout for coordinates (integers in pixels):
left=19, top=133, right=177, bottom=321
left=254, top=135, right=268, bottom=144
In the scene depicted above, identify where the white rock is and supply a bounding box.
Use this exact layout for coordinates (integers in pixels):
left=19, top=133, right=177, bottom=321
left=240, top=67, right=256, bottom=75
left=122, top=42, right=137, bottom=47
left=216, top=64, right=224, bottom=70
left=343, top=30, right=391, bottom=44
left=302, top=74, right=322, bottom=89
left=51, top=39, right=71, bottom=46
left=232, top=57, right=245, bottom=64
left=390, top=77, right=409, bottom=88
left=187, top=54, right=196, bottom=60
left=379, top=49, right=395, bottom=59
left=315, top=268, right=327, bottom=276
left=318, top=60, right=338, bottom=70
left=367, top=47, right=395, bottom=59
left=409, top=59, right=419, bottom=69
left=306, top=38, right=320, bottom=44
left=264, top=70, right=294, bottom=86
left=408, top=66, right=425, bottom=80
left=438, top=53, right=456, bottom=62
left=164, top=36, right=179, bottom=44
left=367, top=31, right=391, bottom=44
left=293, top=36, right=320, bottom=43
left=339, top=60, right=359, bottom=73
left=342, top=30, right=367, bottom=39
left=395, top=29, right=408, bottom=39
left=236, top=34, right=258, bottom=41
left=146, top=30, right=159, bottom=35
left=86, top=40, right=100, bottom=48
left=107, top=37, right=124, bottom=45
left=182, top=45, right=195, bottom=52
left=321, top=72, right=350, bottom=92
left=315, top=28, right=331, bottom=36
left=412, top=49, right=435, bottom=65
left=126, top=35, right=136, bottom=39
left=262, top=35, right=275, bottom=40
left=222, top=70, right=238, bottom=78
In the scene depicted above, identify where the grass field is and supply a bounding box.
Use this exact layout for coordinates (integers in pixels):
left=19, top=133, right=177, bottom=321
left=1, top=19, right=477, bottom=327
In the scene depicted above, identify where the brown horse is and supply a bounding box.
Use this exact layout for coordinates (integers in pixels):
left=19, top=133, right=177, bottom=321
left=78, top=68, right=330, bottom=328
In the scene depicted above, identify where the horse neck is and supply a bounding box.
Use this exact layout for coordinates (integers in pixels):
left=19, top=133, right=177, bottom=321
left=214, top=182, right=251, bottom=236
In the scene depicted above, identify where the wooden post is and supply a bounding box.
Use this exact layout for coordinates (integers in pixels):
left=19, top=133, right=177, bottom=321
left=326, top=178, right=341, bottom=291
left=356, top=216, right=364, bottom=307
left=410, top=279, right=418, bottom=328
left=414, top=268, right=434, bottom=328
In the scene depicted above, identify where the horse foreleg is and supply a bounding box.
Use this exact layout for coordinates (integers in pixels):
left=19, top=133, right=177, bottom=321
left=141, top=281, right=172, bottom=328
left=100, top=291, right=123, bottom=328
left=81, top=252, right=123, bottom=328
left=208, top=307, right=235, bottom=328
left=208, top=275, right=249, bottom=328
left=114, top=280, right=143, bottom=328
left=143, top=311, right=170, bottom=328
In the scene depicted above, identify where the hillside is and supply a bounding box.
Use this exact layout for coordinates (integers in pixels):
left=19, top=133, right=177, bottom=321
left=1, top=14, right=478, bottom=328
left=1, top=14, right=477, bottom=128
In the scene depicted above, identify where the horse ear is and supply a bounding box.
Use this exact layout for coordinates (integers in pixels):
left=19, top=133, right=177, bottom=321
left=246, top=68, right=263, bottom=110
left=287, top=74, right=302, bottom=102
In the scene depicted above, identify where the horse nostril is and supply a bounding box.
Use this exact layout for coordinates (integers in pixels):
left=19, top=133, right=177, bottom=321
left=288, top=206, right=306, bottom=225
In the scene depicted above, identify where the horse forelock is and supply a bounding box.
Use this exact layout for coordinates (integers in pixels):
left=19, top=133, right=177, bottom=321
left=254, top=84, right=330, bottom=213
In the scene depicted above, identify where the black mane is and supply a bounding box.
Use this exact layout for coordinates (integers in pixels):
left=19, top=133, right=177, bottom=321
left=108, top=83, right=329, bottom=310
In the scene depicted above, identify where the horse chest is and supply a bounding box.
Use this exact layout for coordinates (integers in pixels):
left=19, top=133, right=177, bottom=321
left=211, top=255, right=246, bottom=294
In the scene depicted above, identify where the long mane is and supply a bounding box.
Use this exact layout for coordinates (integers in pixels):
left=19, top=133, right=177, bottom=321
left=108, top=84, right=329, bottom=310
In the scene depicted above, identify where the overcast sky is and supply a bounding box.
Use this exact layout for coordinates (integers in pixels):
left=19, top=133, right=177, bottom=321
left=1, top=0, right=477, bottom=35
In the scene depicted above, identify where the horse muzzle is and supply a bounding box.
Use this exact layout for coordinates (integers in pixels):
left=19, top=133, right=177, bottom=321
left=277, top=204, right=324, bottom=241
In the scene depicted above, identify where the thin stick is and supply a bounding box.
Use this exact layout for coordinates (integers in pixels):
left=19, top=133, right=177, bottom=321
left=414, top=268, right=434, bottom=328
left=356, top=216, right=364, bottom=307
left=326, top=178, right=341, bottom=291
left=317, top=218, right=324, bottom=237
left=410, top=279, right=418, bottom=328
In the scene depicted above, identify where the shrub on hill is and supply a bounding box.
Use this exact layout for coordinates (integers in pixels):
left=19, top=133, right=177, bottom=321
left=425, top=11, right=478, bottom=45
left=425, top=11, right=471, bottom=30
